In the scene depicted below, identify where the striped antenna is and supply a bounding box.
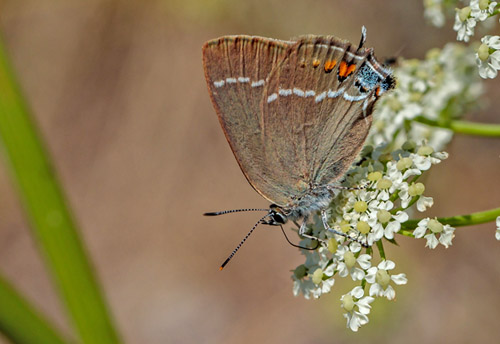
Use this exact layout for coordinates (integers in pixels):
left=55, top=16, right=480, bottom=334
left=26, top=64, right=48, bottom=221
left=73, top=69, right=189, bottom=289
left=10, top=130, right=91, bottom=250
left=204, top=208, right=268, bottom=216
left=219, top=214, right=269, bottom=270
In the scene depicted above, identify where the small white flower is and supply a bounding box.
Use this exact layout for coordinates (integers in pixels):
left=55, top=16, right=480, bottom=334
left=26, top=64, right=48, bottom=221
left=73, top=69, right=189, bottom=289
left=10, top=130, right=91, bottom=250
left=495, top=216, right=500, bottom=240
left=453, top=8, right=476, bottom=42
left=416, top=195, right=434, bottom=212
left=335, top=244, right=372, bottom=281
left=310, top=264, right=336, bottom=298
left=412, top=154, right=432, bottom=170
left=371, top=207, right=409, bottom=241
left=365, top=260, right=407, bottom=300
left=414, top=218, right=456, bottom=248
left=476, top=35, right=500, bottom=79
left=292, top=261, right=336, bottom=299
left=340, top=286, right=375, bottom=332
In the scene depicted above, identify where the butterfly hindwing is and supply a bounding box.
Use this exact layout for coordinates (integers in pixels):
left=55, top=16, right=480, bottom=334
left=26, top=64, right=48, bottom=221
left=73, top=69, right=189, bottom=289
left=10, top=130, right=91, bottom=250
left=260, top=36, right=391, bottom=203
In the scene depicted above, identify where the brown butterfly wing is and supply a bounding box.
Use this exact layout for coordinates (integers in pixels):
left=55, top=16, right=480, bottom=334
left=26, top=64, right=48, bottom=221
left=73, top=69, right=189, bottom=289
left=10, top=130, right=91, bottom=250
left=202, top=36, right=292, bottom=204
left=260, top=35, right=392, bottom=204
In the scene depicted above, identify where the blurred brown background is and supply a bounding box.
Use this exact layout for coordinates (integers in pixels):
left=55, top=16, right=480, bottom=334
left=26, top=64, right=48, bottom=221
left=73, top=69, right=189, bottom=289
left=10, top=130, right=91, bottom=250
left=0, top=0, right=499, bottom=343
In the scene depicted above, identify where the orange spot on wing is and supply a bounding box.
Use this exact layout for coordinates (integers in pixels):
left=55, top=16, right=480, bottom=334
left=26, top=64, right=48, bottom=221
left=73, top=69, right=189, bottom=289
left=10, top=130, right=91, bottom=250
left=338, top=61, right=348, bottom=77
left=324, top=60, right=337, bottom=73
left=346, top=64, right=356, bottom=76
left=375, top=86, right=381, bottom=97
left=312, top=59, right=321, bottom=68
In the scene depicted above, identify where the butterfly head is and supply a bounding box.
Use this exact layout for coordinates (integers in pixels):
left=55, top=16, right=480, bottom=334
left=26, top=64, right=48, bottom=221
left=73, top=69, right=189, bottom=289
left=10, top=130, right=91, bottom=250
left=262, top=204, right=288, bottom=225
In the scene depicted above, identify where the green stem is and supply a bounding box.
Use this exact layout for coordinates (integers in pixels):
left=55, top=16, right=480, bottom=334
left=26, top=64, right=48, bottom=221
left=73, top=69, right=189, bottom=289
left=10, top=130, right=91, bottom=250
left=401, top=206, right=500, bottom=230
left=398, top=229, right=414, bottom=238
left=376, top=240, right=386, bottom=260
left=414, top=116, right=500, bottom=137
left=0, top=35, right=121, bottom=343
left=0, top=274, right=68, bottom=344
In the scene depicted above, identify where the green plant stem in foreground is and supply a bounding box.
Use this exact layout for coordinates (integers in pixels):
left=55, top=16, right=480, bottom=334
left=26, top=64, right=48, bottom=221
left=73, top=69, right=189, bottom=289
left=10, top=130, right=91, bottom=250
left=0, top=275, right=68, bottom=344
left=376, top=240, right=386, bottom=260
left=0, top=36, right=121, bottom=343
left=414, top=116, right=500, bottom=137
left=401, top=206, right=500, bottom=230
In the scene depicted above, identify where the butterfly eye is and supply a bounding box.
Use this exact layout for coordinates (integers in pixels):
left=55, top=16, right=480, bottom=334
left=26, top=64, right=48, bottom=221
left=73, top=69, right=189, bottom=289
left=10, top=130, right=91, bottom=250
left=270, top=210, right=287, bottom=224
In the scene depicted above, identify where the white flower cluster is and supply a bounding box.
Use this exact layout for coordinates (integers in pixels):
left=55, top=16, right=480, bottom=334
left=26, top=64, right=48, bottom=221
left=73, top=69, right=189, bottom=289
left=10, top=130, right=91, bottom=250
left=370, top=43, right=483, bottom=151
left=292, top=143, right=451, bottom=331
left=450, top=0, right=500, bottom=78
left=453, top=0, right=498, bottom=42
left=423, top=0, right=446, bottom=27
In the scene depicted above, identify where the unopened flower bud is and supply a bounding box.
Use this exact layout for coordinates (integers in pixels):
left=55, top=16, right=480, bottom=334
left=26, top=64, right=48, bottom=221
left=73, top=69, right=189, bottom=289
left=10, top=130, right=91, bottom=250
left=397, top=157, right=413, bottom=170
left=294, top=265, right=307, bottom=279
left=479, top=0, right=489, bottom=11
left=312, top=268, right=324, bottom=285
left=376, top=269, right=391, bottom=288
left=342, top=294, right=354, bottom=312
left=344, top=251, right=356, bottom=269
left=377, top=210, right=392, bottom=224
left=478, top=43, right=490, bottom=61
left=417, top=145, right=434, bottom=156
left=368, top=171, right=382, bottom=181
left=328, top=238, right=338, bottom=253
left=377, top=178, right=392, bottom=190
left=357, top=221, right=370, bottom=234
left=408, top=182, right=425, bottom=196
left=458, top=7, right=471, bottom=22
left=354, top=201, right=368, bottom=213
left=428, top=218, right=443, bottom=233
left=340, top=220, right=351, bottom=233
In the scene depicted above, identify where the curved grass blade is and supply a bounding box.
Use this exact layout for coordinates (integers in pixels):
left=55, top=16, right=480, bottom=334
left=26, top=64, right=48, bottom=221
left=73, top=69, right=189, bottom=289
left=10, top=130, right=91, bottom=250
left=0, top=34, right=121, bottom=344
left=0, top=274, right=68, bottom=344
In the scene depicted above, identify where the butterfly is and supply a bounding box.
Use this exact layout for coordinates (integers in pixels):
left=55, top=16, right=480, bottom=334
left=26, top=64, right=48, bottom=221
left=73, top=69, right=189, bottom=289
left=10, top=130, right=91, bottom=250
left=202, top=28, right=395, bottom=269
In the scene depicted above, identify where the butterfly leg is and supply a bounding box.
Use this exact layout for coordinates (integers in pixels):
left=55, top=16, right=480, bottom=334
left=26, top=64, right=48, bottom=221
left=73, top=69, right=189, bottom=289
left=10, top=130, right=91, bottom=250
left=298, top=216, right=327, bottom=243
left=321, top=211, right=346, bottom=237
left=298, top=216, right=308, bottom=236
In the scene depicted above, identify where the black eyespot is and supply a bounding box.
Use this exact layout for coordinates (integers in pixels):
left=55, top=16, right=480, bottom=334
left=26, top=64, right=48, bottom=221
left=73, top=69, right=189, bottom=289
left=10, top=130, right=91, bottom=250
left=355, top=80, right=368, bottom=93
left=381, top=75, right=396, bottom=92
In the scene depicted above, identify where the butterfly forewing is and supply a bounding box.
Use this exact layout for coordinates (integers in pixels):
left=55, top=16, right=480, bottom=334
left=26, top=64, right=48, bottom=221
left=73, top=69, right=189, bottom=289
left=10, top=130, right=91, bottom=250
left=202, top=36, right=292, bottom=203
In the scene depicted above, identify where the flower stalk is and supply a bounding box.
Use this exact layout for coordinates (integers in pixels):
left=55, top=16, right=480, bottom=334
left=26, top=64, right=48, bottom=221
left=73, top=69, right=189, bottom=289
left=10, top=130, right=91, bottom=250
left=414, top=116, right=500, bottom=137
left=401, top=206, right=500, bottom=230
